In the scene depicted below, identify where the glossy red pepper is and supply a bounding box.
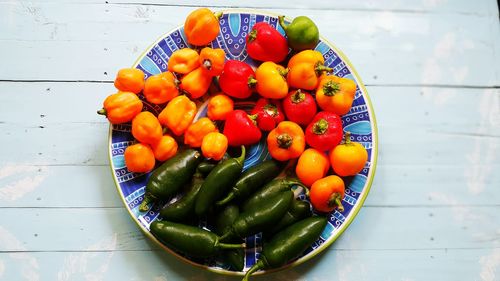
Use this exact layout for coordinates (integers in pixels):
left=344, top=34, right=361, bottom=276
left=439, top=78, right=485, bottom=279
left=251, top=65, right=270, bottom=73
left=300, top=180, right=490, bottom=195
left=223, top=110, right=262, bottom=146
left=246, top=22, right=289, bottom=63
left=250, top=98, right=285, bottom=131
left=218, top=60, right=256, bottom=99
left=305, top=111, right=343, bottom=151
left=282, top=89, right=317, bottom=126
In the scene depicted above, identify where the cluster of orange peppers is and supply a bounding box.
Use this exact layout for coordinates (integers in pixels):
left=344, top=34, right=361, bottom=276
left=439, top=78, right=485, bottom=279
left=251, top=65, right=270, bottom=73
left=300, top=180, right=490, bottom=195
left=97, top=7, right=369, bottom=214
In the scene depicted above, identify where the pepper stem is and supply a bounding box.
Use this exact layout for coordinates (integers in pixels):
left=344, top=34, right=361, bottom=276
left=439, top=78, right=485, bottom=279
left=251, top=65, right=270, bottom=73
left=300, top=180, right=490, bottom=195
left=247, top=29, right=257, bottom=42
left=328, top=193, right=344, bottom=212
left=215, top=192, right=235, bottom=206
left=242, top=260, right=265, bottom=281
left=263, top=103, right=278, bottom=117
left=276, top=133, right=293, bottom=149
left=138, top=194, right=154, bottom=212
left=214, top=11, right=223, bottom=20
left=278, top=67, right=289, bottom=78
left=312, top=118, right=329, bottom=135
left=247, top=76, right=258, bottom=88
left=203, top=59, right=212, bottom=70
left=278, top=15, right=288, bottom=31
left=236, top=145, right=246, bottom=166
left=97, top=108, right=107, bottom=116
left=343, top=131, right=352, bottom=145
left=315, top=64, right=333, bottom=75
left=323, top=80, right=341, bottom=97
left=291, top=89, right=305, bottom=104
left=218, top=230, right=233, bottom=242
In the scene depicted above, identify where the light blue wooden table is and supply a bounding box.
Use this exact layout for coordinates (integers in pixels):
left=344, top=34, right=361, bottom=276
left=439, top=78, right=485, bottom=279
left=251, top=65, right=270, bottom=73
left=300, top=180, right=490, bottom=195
left=1, top=1, right=499, bottom=280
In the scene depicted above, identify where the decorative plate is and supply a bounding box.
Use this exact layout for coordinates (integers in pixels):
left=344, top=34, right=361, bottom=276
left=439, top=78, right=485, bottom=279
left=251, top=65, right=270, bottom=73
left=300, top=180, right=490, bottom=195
left=108, top=9, right=378, bottom=276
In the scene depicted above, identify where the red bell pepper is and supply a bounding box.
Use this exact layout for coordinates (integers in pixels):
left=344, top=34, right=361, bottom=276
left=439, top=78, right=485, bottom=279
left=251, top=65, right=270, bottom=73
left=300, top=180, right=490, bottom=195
left=218, top=60, right=256, bottom=99
left=282, top=89, right=317, bottom=126
left=305, top=111, right=343, bottom=151
left=223, top=110, right=262, bottom=146
left=250, top=98, right=285, bottom=131
left=246, top=22, right=289, bottom=63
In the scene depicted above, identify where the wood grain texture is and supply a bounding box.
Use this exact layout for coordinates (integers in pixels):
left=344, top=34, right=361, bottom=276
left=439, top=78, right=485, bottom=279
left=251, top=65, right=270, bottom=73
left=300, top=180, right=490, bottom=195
left=0, top=1, right=499, bottom=280
left=0, top=3, right=499, bottom=86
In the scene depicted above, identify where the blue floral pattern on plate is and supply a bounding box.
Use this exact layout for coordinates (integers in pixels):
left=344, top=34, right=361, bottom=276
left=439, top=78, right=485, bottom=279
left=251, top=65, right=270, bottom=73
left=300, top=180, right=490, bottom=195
left=109, top=10, right=377, bottom=275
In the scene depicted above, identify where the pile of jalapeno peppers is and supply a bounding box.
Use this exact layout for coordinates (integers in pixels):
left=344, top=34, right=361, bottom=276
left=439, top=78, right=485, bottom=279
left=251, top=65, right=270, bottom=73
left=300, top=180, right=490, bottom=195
left=96, top=7, right=373, bottom=279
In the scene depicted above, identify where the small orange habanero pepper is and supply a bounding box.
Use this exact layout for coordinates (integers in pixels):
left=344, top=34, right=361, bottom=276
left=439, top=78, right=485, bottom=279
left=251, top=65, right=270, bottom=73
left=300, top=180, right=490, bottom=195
left=199, top=47, right=225, bottom=76
left=309, top=175, right=345, bottom=213
left=143, top=72, right=179, bottom=104
left=207, top=93, right=234, bottom=121
left=296, top=148, right=330, bottom=187
left=158, top=95, right=197, bottom=136
left=114, top=68, right=145, bottom=94
left=184, top=117, right=218, bottom=148
left=97, top=91, right=143, bottom=124
left=253, top=61, right=289, bottom=99
left=124, top=143, right=156, bottom=173
left=152, top=134, right=178, bottom=162
left=316, top=74, right=356, bottom=115
left=201, top=132, right=228, bottom=161
left=180, top=67, right=212, bottom=99
left=329, top=131, right=368, bottom=177
left=184, top=8, right=222, bottom=46
left=267, top=121, right=305, bottom=161
left=287, top=50, right=332, bottom=91
left=168, top=48, right=200, bottom=74
left=131, top=111, right=163, bottom=145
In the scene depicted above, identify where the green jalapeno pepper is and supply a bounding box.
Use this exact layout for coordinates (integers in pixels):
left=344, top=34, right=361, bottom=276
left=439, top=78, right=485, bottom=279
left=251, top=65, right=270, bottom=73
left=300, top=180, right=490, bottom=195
left=221, top=190, right=294, bottom=241
left=195, top=146, right=246, bottom=216
left=266, top=199, right=312, bottom=236
left=216, top=160, right=282, bottom=206
left=278, top=15, right=319, bottom=51
left=214, top=204, right=245, bottom=271
left=241, top=178, right=305, bottom=212
left=139, top=149, right=202, bottom=212
left=150, top=220, right=245, bottom=258
left=242, top=216, right=327, bottom=280
left=159, top=170, right=204, bottom=222
left=196, top=161, right=217, bottom=176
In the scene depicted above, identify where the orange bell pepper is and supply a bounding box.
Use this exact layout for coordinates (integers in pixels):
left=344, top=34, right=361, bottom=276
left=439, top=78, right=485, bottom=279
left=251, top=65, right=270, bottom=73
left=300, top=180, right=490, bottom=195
left=158, top=95, right=197, bottom=136
left=309, top=175, right=345, bottom=213
left=254, top=61, right=289, bottom=99
left=114, top=68, right=145, bottom=94
left=97, top=91, right=143, bottom=124
left=184, top=117, right=218, bottom=148
left=201, top=132, right=228, bottom=160
left=131, top=111, right=163, bottom=145
left=184, top=8, right=222, bottom=46
left=267, top=121, right=305, bottom=161
left=287, top=50, right=332, bottom=90
left=179, top=67, right=212, bottom=99
left=124, top=143, right=155, bottom=173
left=207, top=93, right=234, bottom=121
left=296, top=148, right=330, bottom=187
left=168, top=48, right=200, bottom=74
left=316, top=75, right=356, bottom=115
left=329, top=131, right=368, bottom=176
left=143, top=72, right=179, bottom=104
left=287, top=50, right=325, bottom=69
left=152, top=134, right=178, bottom=162
left=200, top=47, right=225, bottom=76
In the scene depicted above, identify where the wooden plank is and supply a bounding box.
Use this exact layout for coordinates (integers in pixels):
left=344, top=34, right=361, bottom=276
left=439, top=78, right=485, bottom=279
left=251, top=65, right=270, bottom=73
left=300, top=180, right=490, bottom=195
left=0, top=206, right=498, bottom=252
left=0, top=3, right=498, bottom=86
left=0, top=0, right=497, bottom=15
left=0, top=164, right=499, bottom=208
left=0, top=248, right=497, bottom=281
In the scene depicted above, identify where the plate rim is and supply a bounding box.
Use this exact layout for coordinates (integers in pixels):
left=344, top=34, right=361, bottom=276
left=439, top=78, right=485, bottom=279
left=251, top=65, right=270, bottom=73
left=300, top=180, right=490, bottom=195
left=107, top=8, right=379, bottom=276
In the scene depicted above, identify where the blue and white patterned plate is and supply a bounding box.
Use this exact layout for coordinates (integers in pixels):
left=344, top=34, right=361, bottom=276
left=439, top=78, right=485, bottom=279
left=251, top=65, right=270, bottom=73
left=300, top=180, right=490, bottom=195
left=108, top=9, right=378, bottom=276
